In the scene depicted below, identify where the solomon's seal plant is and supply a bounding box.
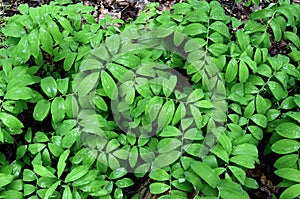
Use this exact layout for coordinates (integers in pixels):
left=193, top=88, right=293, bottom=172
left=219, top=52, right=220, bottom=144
left=0, top=0, right=299, bottom=198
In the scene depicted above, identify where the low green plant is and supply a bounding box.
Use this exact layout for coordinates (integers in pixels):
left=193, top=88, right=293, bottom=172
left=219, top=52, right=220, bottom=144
left=0, top=0, right=299, bottom=199
left=0, top=2, right=9, bottom=47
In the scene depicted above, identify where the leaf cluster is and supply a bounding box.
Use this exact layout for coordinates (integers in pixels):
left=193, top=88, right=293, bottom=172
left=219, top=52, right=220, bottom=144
left=0, top=0, right=300, bottom=199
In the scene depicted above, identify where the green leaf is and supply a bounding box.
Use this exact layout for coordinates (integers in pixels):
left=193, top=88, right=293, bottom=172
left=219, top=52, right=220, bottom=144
left=268, top=81, right=288, bottom=101
left=129, top=147, right=138, bottom=168
left=28, top=29, right=40, bottom=58
left=217, top=133, right=232, bottom=154
left=254, top=48, right=262, bottom=64
left=48, top=143, right=63, bottom=157
left=135, top=78, right=152, bottom=98
left=225, top=59, right=238, bottom=83
left=218, top=179, right=249, bottom=199
left=232, top=143, right=258, bottom=157
left=109, top=167, right=127, bottom=180
left=295, top=95, right=300, bottom=107
left=286, top=112, right=300, bottom=123
left=136, top=65, right=156, bottom=78
left=228, top=166, right=246, bottom=184
left=150, top=182, right=170, bottom=194
left=58, top=16, right=73, bottom=32
left=101, top=71, right=117, bottom=99
left=57, top=78, right=69, bottom=95
left=114, top=188, right=123, bottom=199
left=257, top=64, right=272, bottom=77
left=94, top=95, right=108, bottom=111
left=280, top=184, right=300, bottom=199
left=210, top=145, right=229, bottom=163
left=106, top=63, right=128, bottom=80
left=210, top=21, right=230, bottom=38
left=271, top=139, right=300, bottom=154
left=115, top=178, right=134, bottom=188
left=108, top=154, right=120, bottom=169
left=160, top=126, right=181, bottom=137
left=5, top=87, right=35, bottom=100
left=183, top=23, right=207, bottom=36
left=239, top=61, right=249, bottom=83
left=184, top=38, right=205, bottom=52
left=185, top=171, right=202, bottom=192
left=184, top=128, right=203, bottom=141
left=157, top=138, right=182, bottom=153
left=190, top=105, right=203, bottom=129
left=63, top=52, right=77, bottom=71
left=0, top=112, right=24, bottom=130
left=209, top=1, right=227, bottom=20
left=183, top=143, right=203, bottom=157
left=16, top=35, right=31, bottom=63
left=248, top=125, right=263, bottom=140
left=65, top=165, right=90, bottom=183
left=0, top=173, right=14, bottom=188
left=114, top=53, right=140, bottom=68
left=33, top=99, right=50, bottom=121
left=174, top=31, right=185, bottom=46
left=33, top=164, right=56, bottom=178
left=149, top=169, right=170, bottom=181
left=28, top=143, right=46, bottom=154
left=163, top=75, right=177, bottom=97
left=44, top=181, right=60, bottom=199
left=250, top=114, right=268, bottom=128
left=23, top=169, right=37, bottom=182
left=33, top=132, right=49, bottom=143
left=236, top=30, right=250, bottom=50
left=158, top=100, right=175, bottom=130
left=62, top=185, right=72, bottom=199
left=171, top=103, right=185, bottom=126
left=2, top=22, right=26, bottom=38
left=57, top=150, right=70, bottom=178
left=230, top=155, right=256, bottom=169
left=80, top=58, right=102, bottom=72
left=41, top=76, right=58, bottom=98
left=39, top=25, right=53, bottom=55
left=106, top=34, right=120, bottom=55
left=47, top=20, right=63, bottom=44
left=275, top=168, right=300, bottom=182
left=281, top=97, right=297, bottom=109
left=187, top=89, right=204, bottom=103
left=276, top=122, right=300, bottom=139
left=284, top=31, right=300, bottom=48
left=64, top=95, right=79, bottom=118
left=208, top=43, right=228, bottom=57
left=274, top=154, right=298, bottom=169
left=152, top=150, right=181, bottom=169
left=72, top=170, right=99, bottom=187
left=171, top=179, right=193, bottom=192
left=76, top=72, right=99, bottom=97
left=0, top=190, right=23, bottom=199
left=191, top=161, right=220, bottom=188
left=244, top=177, right=259, bottom=189
left=24, top=184, right=36, bottom=196
left=29, top=6, right=42, bottom=24
left=197, top=100, right=213, bottom=109
left=270, top=19, right=282, bottom=42
left=249, top=8, right=274, bottom=20
left=255, top=95, right=267, bottom=114
left=51, top=97, right=65, bottom=124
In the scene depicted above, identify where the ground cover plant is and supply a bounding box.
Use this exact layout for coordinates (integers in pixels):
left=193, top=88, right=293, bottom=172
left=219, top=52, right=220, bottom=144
left=0, top=0, right=300, bottom=198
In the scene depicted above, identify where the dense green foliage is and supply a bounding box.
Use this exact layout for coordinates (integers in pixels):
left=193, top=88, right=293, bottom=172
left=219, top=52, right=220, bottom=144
left=0, top=0, right=300, bottom=198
